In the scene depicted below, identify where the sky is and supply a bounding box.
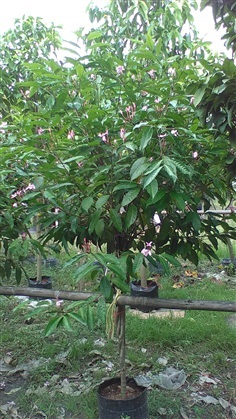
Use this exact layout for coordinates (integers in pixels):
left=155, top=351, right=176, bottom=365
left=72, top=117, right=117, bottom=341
left=0, top=0, right=228, bottom=56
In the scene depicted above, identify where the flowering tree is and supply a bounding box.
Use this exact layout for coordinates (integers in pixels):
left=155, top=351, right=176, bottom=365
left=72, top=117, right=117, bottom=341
left=0, top=1, right=235, bottom=285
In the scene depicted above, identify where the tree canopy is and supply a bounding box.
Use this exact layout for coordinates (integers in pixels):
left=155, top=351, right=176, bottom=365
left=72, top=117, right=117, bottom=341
left=0, top=2, right=235, bottom=286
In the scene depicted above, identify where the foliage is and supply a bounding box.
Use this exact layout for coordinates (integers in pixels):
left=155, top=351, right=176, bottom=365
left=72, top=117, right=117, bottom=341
left=198, top=1, right=236, bottom=192
left=0, top=2, right=236, bottom=290
left=0, top=16, right=62, bottom=118
left=201, top=0, right=236, bottom=52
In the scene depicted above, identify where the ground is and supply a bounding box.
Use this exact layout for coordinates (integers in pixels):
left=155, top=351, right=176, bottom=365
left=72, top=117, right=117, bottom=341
left=0, top=259, right=236, bottom=418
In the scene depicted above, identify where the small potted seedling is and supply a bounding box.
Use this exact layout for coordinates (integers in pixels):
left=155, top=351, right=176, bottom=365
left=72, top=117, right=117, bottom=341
left=28, top=214, right=52, bottom=294
left=130, top=242, right=159, bottom=312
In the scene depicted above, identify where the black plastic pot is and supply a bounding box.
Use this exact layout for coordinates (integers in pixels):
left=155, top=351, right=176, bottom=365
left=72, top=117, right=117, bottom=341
left=43, top=258, right=58, bottom=268
left=98, top=377, right=148, bottom=419
left=28, top=276, right=52, bottom=300
left=130, top=280, right=158, bottom=312
left=222, top=258, right=236, bottom=267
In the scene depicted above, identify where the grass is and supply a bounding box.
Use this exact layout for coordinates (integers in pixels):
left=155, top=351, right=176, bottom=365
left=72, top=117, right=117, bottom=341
left=0, top=250, right=236, bottom=418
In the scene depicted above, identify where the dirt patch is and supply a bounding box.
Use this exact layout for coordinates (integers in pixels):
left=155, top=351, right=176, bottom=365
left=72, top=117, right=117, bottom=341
left=227, top=313, right=236, bottom=329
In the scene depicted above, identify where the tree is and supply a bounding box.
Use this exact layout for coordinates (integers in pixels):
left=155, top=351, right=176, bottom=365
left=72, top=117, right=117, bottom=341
left=197, top=1, right=236, bottom=190
left=0, top=17, right=62, bottom=282
left=0, top=2, right=235, bottom=285
left=201, top=0, right=236, bottom=52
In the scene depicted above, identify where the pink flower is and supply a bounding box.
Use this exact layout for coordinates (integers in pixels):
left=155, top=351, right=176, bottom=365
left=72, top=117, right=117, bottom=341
left=116, top=66, right=125, bottom=75
left=56, top=299, right=63, bottom=307
left=141, top=242, right=153, bottom=257
left=125, top=103, right=136, bottom=120
left=192, top=151, right=198, bottom=159
left=67, top=130, right=75, bottom=140
left=147, top=69, right=156, bottom=79
left=26, top=183, right=36, bottom=191
left=120, top=128, right=126, bottom=140
left=142, top=105, right=148, bottom=111
left=98, top=129, right=109, bottom=143
left=21, top=232, right=27, bottom=240
left=37, top=127, right=44, bottom=135
left=171, top=129, right=178, bottom=136
left=82, top=238, right=91, bottom=253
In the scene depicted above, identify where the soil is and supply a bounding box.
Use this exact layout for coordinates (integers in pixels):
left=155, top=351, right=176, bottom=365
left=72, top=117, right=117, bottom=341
left=100, top=381, right=143, bottom=400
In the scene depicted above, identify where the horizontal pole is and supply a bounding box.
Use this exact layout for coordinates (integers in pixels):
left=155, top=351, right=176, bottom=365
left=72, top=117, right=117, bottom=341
left=0, top=287, right=99, bottom=301
left=0, top=286, right=235, bottom=312
left=118, top=295, right=236, bottom=312
left=197, top=210, right=236, bottom=214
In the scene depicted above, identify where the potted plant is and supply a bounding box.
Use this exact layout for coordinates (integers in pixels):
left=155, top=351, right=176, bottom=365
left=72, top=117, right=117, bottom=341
left=97, top=304, right=148, bottom=419
left=72, top=251, right=148, bottom=418
left=130, top=242, right=159, bottom=312
left=28, top=214, right=52, bottom=294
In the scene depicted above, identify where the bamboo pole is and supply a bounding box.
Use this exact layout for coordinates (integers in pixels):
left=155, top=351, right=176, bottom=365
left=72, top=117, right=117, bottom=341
left=117, top=305, right=126, bottom=397
left=0, top=287, right=235, bottom=312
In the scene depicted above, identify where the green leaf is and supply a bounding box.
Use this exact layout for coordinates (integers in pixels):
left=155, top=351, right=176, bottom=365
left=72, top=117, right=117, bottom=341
left=81, top=197, right=94, bottom=212
left=100, top=276, right=113, bottom=301
left=86, top=306, right=94, bottom=330
left=87, top=30, right=103, bottom=41
left=125, top=204, right=138, bottom=228
left=161, top=253, right=181, bottom=267
left=121, top=188, right=140, bottom=206
left=4, top=213, right=14, bottom=229
left=15, top=267, right=22, bottom=284
left=146, top=32, right=154, bottom=51
left=43, top=190, right=58, bottom=206
left=108, top=264, right=126, bottom=281
left=5, top=260, right=11, bottom=279
left=144, top=161, right=163, bottom=176
left=146, top=179, right=158, bottom=199
left=110, top=209, right=122, bottom=232
left=147, top=189, right=166, bottom=206
left=130, top=163, right=150, bottom=181
left=67, top=312, right=87, bottom=326
left=133, top=253, right=144, bottom=274
left=63, top=156, right=84, bottom=163
left=130, top=157, right=147, bottom=180
left=44, top=317, right=63, bottom=337
left=75, top=63, right=84, bottom=77
left=188, top=248, right=199, bottom=265
left=193, top=86, right=206, bottom=106
left=113, top=181, right=138, bottom=192
left=163, top=158, right=177, bottom=183
left=148, top=254, right=170, bottom=275
left=95, top=218, right=105, bottom=237
left=140, top=127, right=153, bottom=151
left=75, top=262, right=98, bottom=282
left=29, top=84, right=39, bottom=97
left=170, top=191, right=186, bottom=211
left=62, top=315, right=73, bottom=332
left=110, top=276, right=130, bottom=293
left=222, top=58, right=236, bottom=77
left=95, top=195, right=109, bottom=209
left=186, top=212, right=201, bottom=232
left=142, top=166, right=163, bottom=188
